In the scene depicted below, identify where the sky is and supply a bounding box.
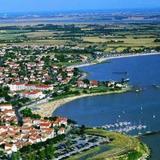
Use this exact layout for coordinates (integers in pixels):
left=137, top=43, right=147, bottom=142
left=0, top=0, right=160, bottom=13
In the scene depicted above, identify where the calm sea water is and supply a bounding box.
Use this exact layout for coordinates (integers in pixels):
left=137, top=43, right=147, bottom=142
left=141, top=135, right=160, bottom=160
left=53, top=54, right=160, bottom=159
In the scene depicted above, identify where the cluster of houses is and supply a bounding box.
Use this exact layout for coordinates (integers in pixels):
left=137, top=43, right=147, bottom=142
left=0, top=45, right=80, bottom=85
left=55, top=67, right=75, bottom=84
left=8, top=83, right=53, bottom=99
left=77, top=79, right=125, bottom=89
left=0, top=104, right=68, bottom=155
left=6, top=66, right=77, bottom=99
left=0, top=45, right=83, bottom=101
left=0, top=54, right=51, bottom=84
left=0, top=104, right=18, bottom=125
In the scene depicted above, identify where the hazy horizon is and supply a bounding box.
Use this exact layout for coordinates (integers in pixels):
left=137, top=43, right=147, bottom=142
left=0, top=8, right=160, bottom=16
left=0, top=0, right=160, bottom=13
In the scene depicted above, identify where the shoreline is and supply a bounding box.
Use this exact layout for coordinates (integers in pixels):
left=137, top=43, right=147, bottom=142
left=70, top=52, right=160, bottom=68
left=31, top=52, right=160, bottom=118
left=32, top=88, right=131, bottom=117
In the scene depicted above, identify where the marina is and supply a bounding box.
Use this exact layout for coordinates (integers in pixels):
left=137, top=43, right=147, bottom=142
left=100, top=121, right=147, bottom=134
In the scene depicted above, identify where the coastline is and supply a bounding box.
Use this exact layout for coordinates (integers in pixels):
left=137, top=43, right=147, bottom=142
left=70, top=52, right=160, bottom=68
left=32, top=88, right=131, bottom=117
left=31, top=52, right=160, bottom=118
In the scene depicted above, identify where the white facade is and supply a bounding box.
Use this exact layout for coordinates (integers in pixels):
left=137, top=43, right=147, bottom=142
left=0, top=104, right=13, bottom=111
left=20, top=91, right=45, bottom=99
left=8, top=83, right=53, bottom=91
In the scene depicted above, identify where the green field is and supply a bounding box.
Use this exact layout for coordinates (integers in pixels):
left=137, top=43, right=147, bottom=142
left=67, top=129, right=150, bottom=160
left=0, top=23, right=160, bottom=54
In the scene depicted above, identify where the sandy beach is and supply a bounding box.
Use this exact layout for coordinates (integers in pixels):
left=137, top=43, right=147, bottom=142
left=31, top=52, right=160, bottom=117
left=31, top=88, right=131, bottom=117
left=70, top=52, right=160, bottom=68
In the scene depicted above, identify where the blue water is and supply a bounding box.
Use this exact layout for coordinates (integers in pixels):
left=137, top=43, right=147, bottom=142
left=54, top=55, right=160, bottom=127
left=141, top=134, right=160, bottom=160
left=54, top=89, right=160, bottom=130
left=82, top=55, right=160, bottom=86
left=53, top=54, right=160, bottom=159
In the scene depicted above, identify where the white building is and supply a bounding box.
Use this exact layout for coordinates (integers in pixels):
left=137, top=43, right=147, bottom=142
left=0, top=104, right=13, bottom=111
left=8, top=83, right=53, bottom=92
left=8, top=83, right=25, bottom=91
left=20, top=91, right=45, bottom=99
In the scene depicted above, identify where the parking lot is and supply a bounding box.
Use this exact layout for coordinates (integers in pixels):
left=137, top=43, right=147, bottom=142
left=54, top=134, right=110, bottom=160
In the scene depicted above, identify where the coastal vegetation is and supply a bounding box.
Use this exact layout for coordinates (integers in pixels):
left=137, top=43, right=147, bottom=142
left=11, top=135, right=65, bottom=160
left=67, top=128, right=150, bottom=160
left=7, top=128, right=149, bottom=160
left=32, top=84, right=131, bottom=118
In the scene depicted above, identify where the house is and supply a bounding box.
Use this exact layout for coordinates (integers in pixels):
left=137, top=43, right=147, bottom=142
left=0, top=126, right=8, bottom=134
left=0, top=104, right=13, bottom=111
left=9, top=83, right=53, bottom=92
left=21, top=126, right=32, bottom=134
left=77, top=81, right=88, bottom=88
left=35, top=84, right=53, bottom=91
left=115, top=83, right=123, bottom=88
left=53, top=117, right=68, bottom=126
left=0, top=98, right=6, bottom=103
left=4, top=143, right=17, bottom=155
left=90, top=80, right=99, bottom=88
left=52, top=65, right=59, bottom=73
left=2, top=110, right=16, bottom=117
left=23, top=117, right=33, bottom=127
left=24, top=84, right=36, bottom=90
left=58, top=128, right=65, bottom=135
left=41, top=128, right=55, bottom=139
left=29, top=133, right=41, bottom=144
left=8, top=83, right=25, bottom=91
left=58, top=117, right=68, bottom=126
left=20, top=90, right=44, bottom=99
left=67, top=71, right=74, bottom=77
left=32, top=119, right=41, bottom=126
left=39, top=121, right=52, bottom=129
left=106, top=81, right=115, bottom=88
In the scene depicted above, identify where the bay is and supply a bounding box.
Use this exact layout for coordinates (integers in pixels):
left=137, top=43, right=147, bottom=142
left=53, top=54, right=160, bottom=159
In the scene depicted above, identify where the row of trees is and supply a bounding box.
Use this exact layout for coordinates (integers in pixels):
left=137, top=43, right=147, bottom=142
left=11, top=145, right=55, bottom=160
left=20, top=108, right=41, bottom=119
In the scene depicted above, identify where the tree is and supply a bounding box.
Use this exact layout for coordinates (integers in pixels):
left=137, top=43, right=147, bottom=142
left=20, top=108, right=41, bottom=119
left=0, top=86, right=11, bottom=101
left=20, top=108, right=32, bottom=117
left=38, top=150, right=45, bottom=160
left=79, top=125, right=86, bottom=135
left=11, top=151, right=21, bottom=160
left=45, top=145, right=55, bottom=159
left=83, top=79, right=90, bottom=84
left=74, top=68, right=80, bottom=76
left=27, top=153, right=36, bottom=160
left=61, top=72, right=67, bottom=79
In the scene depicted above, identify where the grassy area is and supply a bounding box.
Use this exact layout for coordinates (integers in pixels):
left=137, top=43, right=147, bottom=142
left=19, top=39, right=68, bottom=45
left=83, top=36, right=160, bottom=53
left=67, top=129, right=150, bottom=160
left=24, top=31, right=54, bottom=38
left=50, top=86, right=131, bottom=102
left=0, top=23, right=160, bottom=54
